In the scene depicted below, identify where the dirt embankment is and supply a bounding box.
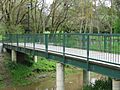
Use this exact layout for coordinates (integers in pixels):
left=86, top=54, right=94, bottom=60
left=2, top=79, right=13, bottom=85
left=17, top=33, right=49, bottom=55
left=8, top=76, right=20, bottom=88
left=0, top=53, right=12, bottom=87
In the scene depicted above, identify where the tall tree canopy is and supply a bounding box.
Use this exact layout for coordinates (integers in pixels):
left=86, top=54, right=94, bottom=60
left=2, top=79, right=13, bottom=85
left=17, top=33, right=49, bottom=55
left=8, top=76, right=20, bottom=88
left=0, top=0, right=119, bottom=34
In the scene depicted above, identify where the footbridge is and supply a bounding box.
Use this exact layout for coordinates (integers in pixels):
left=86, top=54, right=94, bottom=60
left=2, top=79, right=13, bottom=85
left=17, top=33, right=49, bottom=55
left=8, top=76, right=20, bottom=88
left=2, top=33, right=120, bottom=90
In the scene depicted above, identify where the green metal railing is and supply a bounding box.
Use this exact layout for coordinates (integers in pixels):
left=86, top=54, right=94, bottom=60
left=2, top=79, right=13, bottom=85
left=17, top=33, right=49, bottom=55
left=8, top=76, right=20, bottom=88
left=2, top=33, right=120, bottom=65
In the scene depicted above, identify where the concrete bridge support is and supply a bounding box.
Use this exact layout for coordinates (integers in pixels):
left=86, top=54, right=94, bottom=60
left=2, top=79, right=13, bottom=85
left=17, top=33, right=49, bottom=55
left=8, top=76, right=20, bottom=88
left=112, top=79, right=120, bottom=90
left=83, top=70, right=90, bottom=86
left=34, top=56, right=38, bottom=63
left=56, top=63, right=64, bottom=90
left=2, top=48, right=7, bottom=53
left=11, top=50, right=17, bottom=62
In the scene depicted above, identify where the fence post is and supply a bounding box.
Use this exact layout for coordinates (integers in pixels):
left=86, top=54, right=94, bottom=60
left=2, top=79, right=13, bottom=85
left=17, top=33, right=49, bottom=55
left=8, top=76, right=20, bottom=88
left=10, top=34, right=12, bottom=46
left=24, top=34, right=26, bottom=52
left=7, top=34, right=8, bottom=45
left=33, top=34, right=35, bottom=50
left=17, top=34, right=18, bottom=47
left=45, top=34, right=48, bottom=58
left=82, top=34, right=86, bottom=49
left=2, top=35, right=3, bottom=45
left=104, top=34, right=107, bottom=52
left=63, top=33, right=65, bottom=63
left=87, top=34, right=90, bottom=70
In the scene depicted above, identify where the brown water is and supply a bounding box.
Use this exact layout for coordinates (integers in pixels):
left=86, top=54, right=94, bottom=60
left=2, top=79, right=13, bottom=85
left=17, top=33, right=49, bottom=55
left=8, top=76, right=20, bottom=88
left=1, top=72, right=102, bottom=90
left=1, top=73, right=83, bottom=90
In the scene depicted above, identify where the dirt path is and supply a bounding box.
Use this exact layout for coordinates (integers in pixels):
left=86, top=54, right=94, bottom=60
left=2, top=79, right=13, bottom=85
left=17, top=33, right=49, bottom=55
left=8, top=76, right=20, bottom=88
left=0, top=53, right=12, bottom=87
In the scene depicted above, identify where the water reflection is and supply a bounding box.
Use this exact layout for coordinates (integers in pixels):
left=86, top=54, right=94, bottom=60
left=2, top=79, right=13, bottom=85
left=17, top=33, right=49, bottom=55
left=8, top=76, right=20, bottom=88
left=1, top=72, right=103, bottom=90
left=1, top=73, right=83, bottom=90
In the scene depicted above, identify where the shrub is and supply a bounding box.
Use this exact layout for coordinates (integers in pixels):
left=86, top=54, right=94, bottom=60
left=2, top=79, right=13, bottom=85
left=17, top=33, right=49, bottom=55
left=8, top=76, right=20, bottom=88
left=83, top=78, right=112, bottom=90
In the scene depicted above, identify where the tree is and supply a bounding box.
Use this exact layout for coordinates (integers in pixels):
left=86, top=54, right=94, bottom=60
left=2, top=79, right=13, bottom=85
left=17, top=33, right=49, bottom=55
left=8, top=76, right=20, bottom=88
left=0, top=0, right=119, bottom=34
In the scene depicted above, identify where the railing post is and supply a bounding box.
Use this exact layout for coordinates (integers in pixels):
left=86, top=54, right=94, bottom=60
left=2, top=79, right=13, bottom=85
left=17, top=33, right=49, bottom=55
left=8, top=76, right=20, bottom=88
left=6, top=34, right=8, bottom=45
left=45, top=34, right=48, bottom=58
left=87, top=34, right=90, bottom=70
left=24, top=34, right=26, bottom=52
left=63, top=33, right=65, bottom=63
left=16, top=34, right=18, bottom=51
left=33, top=34, right=35, bottom=50
left=33, top=34, right=36, bottom=56
left=10, top=34, right=12, bottom=46
left=2, top=35, right=3, bottom=45
left=82, top=34, right=86, bottom=49
left=17, top=34, right=18, bottom=47
left=6, top=35, right=7, bottom=44
left=104, top=34, right=107, bottom=52
left=10, top=34, right=12, bottom=49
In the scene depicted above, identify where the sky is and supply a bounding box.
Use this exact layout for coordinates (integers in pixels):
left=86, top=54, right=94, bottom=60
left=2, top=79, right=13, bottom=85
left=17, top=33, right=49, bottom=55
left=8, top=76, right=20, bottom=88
left=45, top=0, right=53, bottom=5
left=45, top=0, right=111, bottom=7
left=96, top=0, right=111, bottom=7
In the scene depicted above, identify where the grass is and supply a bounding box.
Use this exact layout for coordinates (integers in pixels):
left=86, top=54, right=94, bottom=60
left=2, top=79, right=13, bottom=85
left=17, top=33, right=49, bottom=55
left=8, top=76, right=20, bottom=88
left=65, top=65, right=81, bottom=75
left=0, top=82, right=5, bottom=88
left=0, top=75, right=3, bottom=81
left=0, top=35, right=2, bottom=40
left=0, top=75, right=5, bottom=88
left=5, top=61, right=32, bottom=86
left=33, top=58, right=56, bottom=72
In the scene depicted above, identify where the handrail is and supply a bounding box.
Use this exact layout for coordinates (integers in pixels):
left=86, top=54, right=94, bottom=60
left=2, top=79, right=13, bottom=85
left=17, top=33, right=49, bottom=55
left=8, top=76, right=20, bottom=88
left=2, top=33, right=120, bottom=66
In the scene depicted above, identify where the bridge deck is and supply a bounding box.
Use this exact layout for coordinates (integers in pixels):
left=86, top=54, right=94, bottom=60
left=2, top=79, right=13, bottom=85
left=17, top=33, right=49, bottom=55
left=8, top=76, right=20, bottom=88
left=5, top=43, right=120, bottom=68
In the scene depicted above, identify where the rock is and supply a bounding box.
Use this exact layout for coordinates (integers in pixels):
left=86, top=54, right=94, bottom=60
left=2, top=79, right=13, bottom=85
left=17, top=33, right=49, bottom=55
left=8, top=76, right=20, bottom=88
left=37, top=74, right=48, bottom=79
left=69, top=82, right=73, bottom=84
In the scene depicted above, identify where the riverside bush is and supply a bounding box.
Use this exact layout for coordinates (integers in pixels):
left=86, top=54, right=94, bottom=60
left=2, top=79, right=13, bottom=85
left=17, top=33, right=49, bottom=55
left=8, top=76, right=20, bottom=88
left=83, top=78, right=112, bottom=90
left=5, top=57, right=56, bottom=86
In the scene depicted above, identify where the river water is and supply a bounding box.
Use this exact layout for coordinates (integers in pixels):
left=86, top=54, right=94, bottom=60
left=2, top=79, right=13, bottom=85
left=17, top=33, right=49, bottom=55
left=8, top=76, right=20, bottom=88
left=1, top=72, right=101, bottom=90
left=1, top=73, right=83, bottom=90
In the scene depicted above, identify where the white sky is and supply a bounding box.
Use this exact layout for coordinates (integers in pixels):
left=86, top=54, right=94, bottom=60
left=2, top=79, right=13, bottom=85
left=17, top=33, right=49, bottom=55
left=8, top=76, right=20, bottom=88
left=45, top=0, right=53, bottom=5
left=44, top=0, right=111, bottom=7
left=95, top=0, right=111, bottom=7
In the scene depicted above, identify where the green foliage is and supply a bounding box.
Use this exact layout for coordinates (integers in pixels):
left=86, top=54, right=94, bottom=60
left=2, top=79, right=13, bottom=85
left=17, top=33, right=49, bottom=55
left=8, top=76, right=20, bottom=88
left=0, top=35, right=2, bottom=41
left=113, top=19, right=120, bottom=33
left=83, top=78, right=112, bottom=90
left=23, top=55, right=34, bottom=67
left=65, top=67, right=81, bottom=75
left=5, top=57, right=56, bottom=86
left=0, top=23, right=24, bottom=34
left=33, top=58, right=56, bottom=72
left=0, top=81, right=5, bottom=88
left=0, top=23, right=8, bottom=34
left=0, top=75, right=4, bottom=81
left=5, top=61, right=32, bottom=86
left=10, top=24, right=24, bottom=34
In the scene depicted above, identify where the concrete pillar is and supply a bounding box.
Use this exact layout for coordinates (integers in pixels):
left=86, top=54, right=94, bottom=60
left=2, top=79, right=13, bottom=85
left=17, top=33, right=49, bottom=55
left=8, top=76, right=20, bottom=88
left=56, top=63, right=64, bottom=90
left=83, top=70, right=90, bottom=86
left=2, top=48, right=7, bottom=53
left=112, top=79, right=120, bottom=90
left=34, top=56, right=38, bottom=63
left=12, top=50, right=17, bottom=62
left=0, top=44, right=3, bottom=53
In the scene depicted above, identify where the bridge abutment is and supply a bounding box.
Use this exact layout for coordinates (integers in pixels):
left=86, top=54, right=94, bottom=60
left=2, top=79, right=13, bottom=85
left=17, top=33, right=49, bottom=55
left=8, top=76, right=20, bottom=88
left=83, top=70, right=90, bottom=86
left=56, top=62, right=64, bottom=90
left=11, top=50, right=17, bottom=62
left=112, top=79, right=120, bottom=90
